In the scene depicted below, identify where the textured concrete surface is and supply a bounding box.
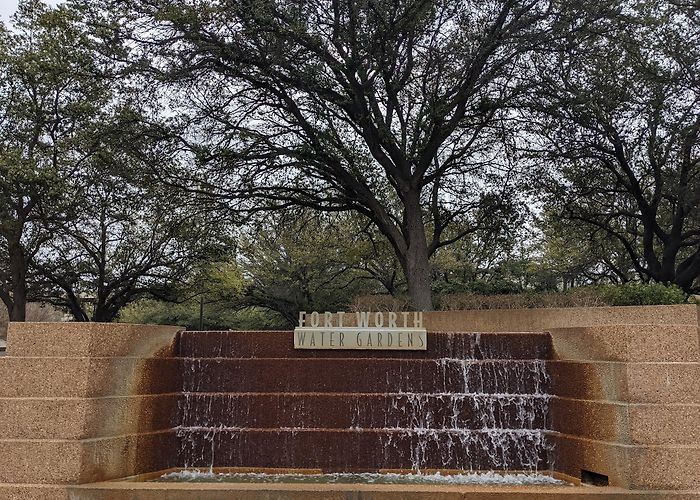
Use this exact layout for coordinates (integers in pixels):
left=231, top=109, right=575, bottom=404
left=0, top=484, right=69, bottom=500
left=550, top=433, right=700, bottom=490
left=627, top=403, right=700, bottom=445
left=386, top=304, right=698, bottom=332
left=6, top=322, right=180, bottom=358
left=0, top=322, right=182, bottom=496
left=625, top=362, right=700, bottom=403
left=546, top=316, right=700, bottom=491
left=549, top=324, right=699, bottom=362
left=66, top=481, right=700, bottom=500
left=0, top=357, right=182, bottom=397
left=0, top=394, right=178, bottom=439
left=0, top=430, right=176, bottom=484
left=548, top=360, right=700, bottom=403
left=549, top=397, right=700, bottom=445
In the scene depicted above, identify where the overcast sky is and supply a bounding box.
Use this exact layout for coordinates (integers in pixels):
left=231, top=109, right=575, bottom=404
left=1, top=0, right=64, bottom=25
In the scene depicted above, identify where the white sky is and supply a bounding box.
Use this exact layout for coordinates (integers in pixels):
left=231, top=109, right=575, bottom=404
left=0, top=0, right=64, bottom=24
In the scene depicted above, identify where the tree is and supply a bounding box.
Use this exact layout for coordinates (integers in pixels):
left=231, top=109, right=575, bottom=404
left=536, top=211, right=637, bottom=289
left=98, top=0, right=561, bottom=309
left=430, top=194, right=526, bottom=292
left=237, top=210, right=385, bottom=325
left=0, top=1, right=106, bottom=320
left=33, top=132, right=231, bottom=322
left=526, top=0, right=700, bottom=293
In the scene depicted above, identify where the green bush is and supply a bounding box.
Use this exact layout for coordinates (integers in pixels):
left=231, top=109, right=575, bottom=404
left=596, top=282, right=687, bottom=306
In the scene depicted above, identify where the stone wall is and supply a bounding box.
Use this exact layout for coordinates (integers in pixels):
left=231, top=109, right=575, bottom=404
left=0, top=305, right=698, bottom=497
left=0, top=323, right=181, bottom=499
left=546, top=322, right=700, bottom=490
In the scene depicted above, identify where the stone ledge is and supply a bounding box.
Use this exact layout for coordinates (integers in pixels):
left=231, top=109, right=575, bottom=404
left=0, top=484, right=68, bottom=500
left=0, top=394, right=178, bottom=439
left=628, top=403, right=700, bottom=445
left=6, top=322, right=180, bottom=358
left=550, top=432, right=700, bottom=490
left=0, top=430, right=177, bottom=484
left=549, top=325, right=699, bottom=362
left=548, top=361, right=700, bottom=403
left=67, top=481, right=700, bottom=499
left=420, top=304, right=699, bottom=332
left=0, top=357, right=182, bottom=398
left=550, top=397, right=700, bottom=445
left=625, top=363, right=700, bottom=403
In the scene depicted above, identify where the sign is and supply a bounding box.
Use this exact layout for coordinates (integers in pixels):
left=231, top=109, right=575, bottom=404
left=294, top=311, right=427, bottom=350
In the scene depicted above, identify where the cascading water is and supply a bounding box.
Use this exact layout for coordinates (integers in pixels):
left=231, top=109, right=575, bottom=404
left=174, top=330, right=553, bottom=474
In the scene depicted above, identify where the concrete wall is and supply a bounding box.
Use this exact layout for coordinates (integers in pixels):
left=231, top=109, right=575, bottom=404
left=545, top=317, right=700, bottom=490
left=0, top=305, right=698, bottom=497
left=422, top=304, right=699, bottom=332
left=0, top=323, right=181, bottom=500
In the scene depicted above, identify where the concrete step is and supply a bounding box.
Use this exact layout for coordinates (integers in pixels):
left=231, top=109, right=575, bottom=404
left=6, top=323, right=180, bottom=358
left=180, top=358, right=550, bottom=394
left=0, top=394, right=178, bottom=439
left=548, top=360, right=700, bottom=403
left=549, top=397, right=700, bottom=445
left=64, top=481, right=700, bottom=500
left=0, top=430, right=177, bottom=484
left=178, top=331, right=553, bottom=360
left=0, top=357, right=182, bottom=398
left=178, top=392, right=549, bottom=431
left=549, top=324, right=699, bottom=362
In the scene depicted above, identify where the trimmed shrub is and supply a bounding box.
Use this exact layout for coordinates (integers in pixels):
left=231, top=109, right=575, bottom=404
left=596, top=282, right=687, bottom=306
left=351, top=282, right=690, bottom=312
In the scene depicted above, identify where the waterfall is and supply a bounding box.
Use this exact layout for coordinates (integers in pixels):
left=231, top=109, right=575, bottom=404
left=175, top=330, right=553, bottom=472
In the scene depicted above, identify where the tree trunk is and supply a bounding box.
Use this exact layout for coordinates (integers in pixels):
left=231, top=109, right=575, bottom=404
left=8, top=238, right=27, bottom=322
left=402, top=193, right=434, bottom=311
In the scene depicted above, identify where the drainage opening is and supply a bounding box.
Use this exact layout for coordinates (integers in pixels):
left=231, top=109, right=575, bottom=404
left=581, top=470, right=609, bottom=486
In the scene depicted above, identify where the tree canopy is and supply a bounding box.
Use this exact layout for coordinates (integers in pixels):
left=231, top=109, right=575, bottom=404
left=0, top=0, right=697, bottom=326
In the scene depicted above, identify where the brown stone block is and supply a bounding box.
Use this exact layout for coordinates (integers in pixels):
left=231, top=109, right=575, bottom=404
left=629, top=445, right=700, bottom=490
left=0, top=394, right=178, bottom=439
left=550, top=433, right=700, bottom=490
left=549, top=325, right=699, bottom=362
left=625, top=363, right=700, bottom=403
left=548, top=361, right=628, bottom=401
left=628, top=404, right=700, bottom=445
left=78, top=430, right=178, bottom=483
left=6, top=322, right=180, bottom=358
left=549, top=397, right=628, bottom=443
left=550, top=397, right=700, bottom=445
left=0, top=357, right=181, bottom=397
left=418, top=304, right=698, bottom=332
left=549, top=433, right=631, bottom=488
left=548, top=361, right=700, bottom=403
left=0, top=439, right=84, bottom=483
left=0, top=484, right=68, bottom=500
left=0, top=431, right=177, bottom=484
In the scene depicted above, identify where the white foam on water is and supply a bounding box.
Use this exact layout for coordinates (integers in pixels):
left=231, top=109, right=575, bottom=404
left=157, top=469, right=569, bottom=485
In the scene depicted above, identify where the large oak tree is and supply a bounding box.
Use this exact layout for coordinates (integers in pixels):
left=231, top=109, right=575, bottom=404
left=526, top=0, right=700, bottom=293
left=0, top=1, right=106, bottom=320
left=100, top=0, right=563, bottom=309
